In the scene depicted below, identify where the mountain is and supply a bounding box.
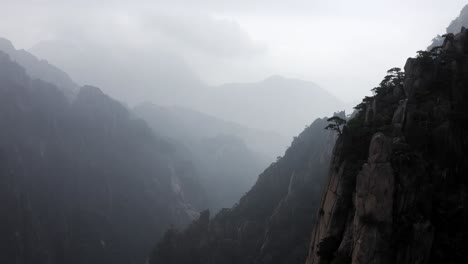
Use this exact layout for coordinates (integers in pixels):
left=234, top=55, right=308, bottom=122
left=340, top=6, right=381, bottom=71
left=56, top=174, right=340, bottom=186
left=149, top=115, right=337, bottom=264
left=0, top=38, right=77, bottom=97
left=194, top=134, right=267, bottom=211
left=446, top=4, right=468, bottom=34
left=198, top=75, right=344, bottom=137
left=29, top=39, right=344, bottom=139
left=149, top=23, right=468, bottom=264
left=306, top=29, right=468, bottom=264
left=133, top=103, right=285, bottom=211
left=429, top=4, right=468, bottom=49
left=134, top=103, right=288, bottom=160
left=29, top=39, right=205, bottom=106
left=0, top=50, right=206, bottom=264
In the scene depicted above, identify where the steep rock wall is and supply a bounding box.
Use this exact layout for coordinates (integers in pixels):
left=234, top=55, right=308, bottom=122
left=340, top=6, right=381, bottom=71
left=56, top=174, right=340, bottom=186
left=307, top=28, right=468, bottom=264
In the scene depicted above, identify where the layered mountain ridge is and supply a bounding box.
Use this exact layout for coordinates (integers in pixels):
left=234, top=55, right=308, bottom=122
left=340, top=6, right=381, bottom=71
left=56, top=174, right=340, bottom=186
left=0, top=37, right=77, bottom=97
left=29, top=39, right=344, bottom=138
left=2, top=6, right=468, bottom=264
left=133, top=102, right=288, bottom=160
left=206, top=75, right=343, bottom=136
left=0, top=50, right=205, bottom=264
left=149, top=115, right=337, bottom=264
left=149, top=25, right=468, bottom=264
left=134, top=102, right=287, bottom=211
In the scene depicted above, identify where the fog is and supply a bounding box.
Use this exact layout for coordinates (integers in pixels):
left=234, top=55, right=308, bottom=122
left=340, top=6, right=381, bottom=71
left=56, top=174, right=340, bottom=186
left=0, top=0, right=467, bottom=137
left=2, top=2, right=468, bottom=263
left=1, top=1, right=466, bottom=95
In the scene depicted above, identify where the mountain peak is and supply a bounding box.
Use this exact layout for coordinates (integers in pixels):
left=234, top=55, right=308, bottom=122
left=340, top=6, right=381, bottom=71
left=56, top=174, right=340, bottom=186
left=0, top=37, right=15, bottom=53
left=0, top=37, right=78, bottom=97
left=262, top=74, right=320, bottom=88
left=80, top=85, right=104, bottom=95
left=264, top=74, right=286, bottom=82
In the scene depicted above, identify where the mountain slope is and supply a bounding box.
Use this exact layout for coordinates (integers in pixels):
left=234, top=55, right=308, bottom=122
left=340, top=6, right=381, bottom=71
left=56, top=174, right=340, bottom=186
left=0, top=37, right=77, bottom=97
left=134, top=103, right=288, bottom=160
left=306, top=29, right=468, bottom=264
left=446, top=4, right=468, bottom=34
left=29, top=38, right=343, bottom=139
left=29, top=39, right=204, bottom=106
left=193, top=134, right=267, bottom=211
left=134, top=103, right=290, bottom=211
left=429, top=4, right=468, bottom=49
left=0, top=51, right=205, bottom=264
left=200, top=75, right=344, bottom=136
left=149, top=115, right=337, bottom=264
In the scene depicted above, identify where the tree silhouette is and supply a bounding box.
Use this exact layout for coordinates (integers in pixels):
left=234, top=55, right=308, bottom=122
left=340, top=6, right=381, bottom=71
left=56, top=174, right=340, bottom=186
left=371, top=67, right=405, bottom=95
left=325, top=116, right=347, bottom=135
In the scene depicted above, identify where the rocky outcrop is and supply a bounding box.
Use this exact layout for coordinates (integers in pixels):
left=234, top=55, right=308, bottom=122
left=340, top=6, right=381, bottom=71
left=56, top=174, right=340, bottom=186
left=351, top=133, right=394, bottom=264
left=306, top=28, right=468, bottom=264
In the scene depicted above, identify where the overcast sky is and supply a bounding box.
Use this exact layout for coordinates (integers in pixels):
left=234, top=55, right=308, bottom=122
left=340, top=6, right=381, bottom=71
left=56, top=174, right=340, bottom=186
left=1, top=0, right=467, bottom=102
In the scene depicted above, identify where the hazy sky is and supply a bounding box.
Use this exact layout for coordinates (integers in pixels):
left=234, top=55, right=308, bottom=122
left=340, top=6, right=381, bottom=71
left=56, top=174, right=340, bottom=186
left=1, top=0, right=467, bottom=102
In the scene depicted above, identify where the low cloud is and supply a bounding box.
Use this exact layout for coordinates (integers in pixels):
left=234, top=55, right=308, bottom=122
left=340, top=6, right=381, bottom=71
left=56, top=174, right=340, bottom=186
left=145, top=14, right=266, bottom=58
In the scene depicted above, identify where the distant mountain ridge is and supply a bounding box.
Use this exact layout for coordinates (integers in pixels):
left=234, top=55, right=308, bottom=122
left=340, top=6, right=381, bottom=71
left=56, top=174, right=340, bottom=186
left=29, top=38, right=204, bottom=105
left=134, top=102, right=282, bottom=211
left=0, top=37, right=77, bottom=97
left=28, top=38, right=345, bottom=139
left=200, top=74, right=344, bottom=136
left=134, top=102, right=288, bottom=160
left=429, top=4, right=468, bottom=49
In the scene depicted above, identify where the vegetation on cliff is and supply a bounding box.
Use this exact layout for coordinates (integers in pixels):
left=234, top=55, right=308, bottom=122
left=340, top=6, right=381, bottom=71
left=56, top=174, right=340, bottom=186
left=307, top=28, right=468, bottom=264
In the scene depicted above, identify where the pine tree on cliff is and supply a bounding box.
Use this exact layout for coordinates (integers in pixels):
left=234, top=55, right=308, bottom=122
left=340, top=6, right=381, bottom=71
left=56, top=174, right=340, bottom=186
left=325, top=116, right=346, bottom=135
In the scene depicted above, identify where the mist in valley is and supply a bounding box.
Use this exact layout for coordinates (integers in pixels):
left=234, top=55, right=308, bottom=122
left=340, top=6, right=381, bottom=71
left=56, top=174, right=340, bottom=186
left=1, top=1, right=468, bottom=264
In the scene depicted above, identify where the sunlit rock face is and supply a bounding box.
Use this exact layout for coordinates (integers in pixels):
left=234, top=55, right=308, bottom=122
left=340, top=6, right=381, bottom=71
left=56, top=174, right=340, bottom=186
left=306, top=28, right=468, bottom=264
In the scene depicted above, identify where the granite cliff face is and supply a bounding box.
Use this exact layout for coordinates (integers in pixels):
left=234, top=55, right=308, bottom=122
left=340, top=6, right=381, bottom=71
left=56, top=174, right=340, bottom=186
left=306, top=29, right=468, bottom=264
left=149, top=116, right=337, bottom=264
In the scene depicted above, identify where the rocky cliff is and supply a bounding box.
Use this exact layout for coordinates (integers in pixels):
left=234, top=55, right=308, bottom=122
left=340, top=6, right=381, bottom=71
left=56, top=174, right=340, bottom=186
left=306, top=28, right=468, bottom=264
